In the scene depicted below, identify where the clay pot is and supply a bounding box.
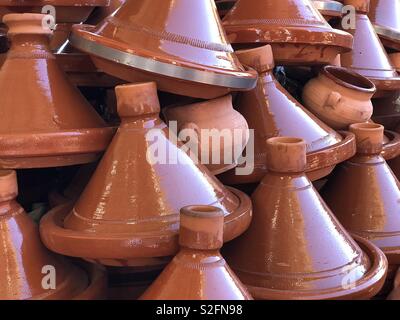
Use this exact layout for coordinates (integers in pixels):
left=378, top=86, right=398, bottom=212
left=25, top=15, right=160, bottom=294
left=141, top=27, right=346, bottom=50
left=222, top=136, right=387, bottom=299
left=321, top=123, right=400, bottom=282
left=39, top=82, right=252, bottom=268
left=0, top=14, right=114, bottom=169
left=312, top=0, right=344, bottom=20
left=368, top=0, right=400, bottom=51
left=140, top=205, right=252, bottom=300
left=218, top=45, right=356, bottom=185
left=0, top=170, right=107, bottom=300
left=302, top=66, right=376, bottom=129
left=340, top=0, right=400, bottom=98
left=69, top=0, right=257, bottom=99
left=387, top=268, right=400, bottom=300
left=162, top=95, right=249, bottom=175
left=222, top=0, right=353, bottom=65
left=389, top=53, right=400, bottom=73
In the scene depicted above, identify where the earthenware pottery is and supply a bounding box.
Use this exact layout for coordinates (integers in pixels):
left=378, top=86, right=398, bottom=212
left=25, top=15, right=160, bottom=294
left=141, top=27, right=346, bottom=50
left=312, top=0, right=344, bottom=20
left=387, top=268, right=400, bottom=300
left=86, top=0, right=126, bottom=25
left=39, top=82, right=252, bottom=268
left=223, top=136, right=388, bottom=300
left=381, top=129, right=400, bottom=161
left=368, top=0, right=400, bottom=50
left=321, top=123, right=400, bottom=281
left=340, top=0, right=400, bottom=97
left=303, top=66, right=376, bottom=129
left=50, top=23, right=73, bottom=51
left=0, top=170, right=107, bottom=300
left=215, top=0, right=237, bottom=18
left=222, top=0, right=353, bottom=65
left=372, top=96, right=400, bottom=130
left=162, top=95, right=249, bottom=175
left=140, top=205, right=253, bottom=300
left=69, top=0, right=257, bottom=99
left=218, top=45, right=356, bottom=185
left=0, top=14, right=114, bottom=169
left=389, top=53, right=400, bottom=72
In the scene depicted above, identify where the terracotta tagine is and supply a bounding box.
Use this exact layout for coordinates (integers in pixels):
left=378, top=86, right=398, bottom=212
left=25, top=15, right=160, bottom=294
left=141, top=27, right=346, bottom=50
left=387, top=268, right=400, bottom=300
left=39, top=82, right=252, bottom=268
left=368, top=0, right=400, bottom=51
left=303, top=66, right=376, bottom=129
left=69, top=0, right=257, bottom=99
left=162, top=95, right=249, bottom=175
left=218, top=45, right=356, bottom=185
left=0, top=170, right=107, bottom=300
left=340, top=0, right=400, bottom=98
left=321, top=123, right=400, bottom=281
left=312, top=0, right=344, bottom=20
left=0, top=14, right=114, bottom=169
left=222, top=0, right=353, bottom=65
left=222, top=136, right=388, bottom=300
left=140, top=205, right=253, bottom=300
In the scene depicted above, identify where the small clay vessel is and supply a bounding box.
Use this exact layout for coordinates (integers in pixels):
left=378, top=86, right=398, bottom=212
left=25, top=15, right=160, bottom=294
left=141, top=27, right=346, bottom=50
left=162, top=95, right=249, bottom=175
left=39, top=82, right=252, bottom=268
left=223, top=136, right=388, bottom=300
left=312, top=0, right=344, bottom=20
left=0, top=170, right=107, bottom=300
left=368, top=0, right=400, bottom=51
left=321, top=123, right=400, bottom=281
left=218, top=45, right=356, bottom=185
left=140, top=205, right=253, bottom=300
left=222, top=0, right=353, bottom=65
left=0, top=14, right=114, bottom=169
left=303, top=66, right=376, bottom=129
left=69, top=0, right=257, bottom=99
left=340, top=0, right=400, bottom=97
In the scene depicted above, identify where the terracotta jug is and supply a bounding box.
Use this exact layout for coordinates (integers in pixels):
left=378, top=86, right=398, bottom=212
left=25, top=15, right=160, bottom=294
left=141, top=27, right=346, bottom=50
left=218, top=45, right=356, bottom=185
left=368, top=0, right=400, bottom=51
left=140, top=205, right=253, bottom=300
left=302, top=66, right=376, bottom=129
left=222, top=136, right=388, bottom=300
left=340, top=0, right=400, bottom=98
left=0, top=170, right=107, bottom=300
left=69, top=0, right=257, bottom=99
left=39, top=82, right=252, bottom=268
left=312, top=0, right=344, bottom=20
left=321, top=123, right=400, bottom=281
left=222, top=0, right=353, bottom=65
left=162, top=95, right=249, bottom=175
left=0, top=14, right=114, bottom=169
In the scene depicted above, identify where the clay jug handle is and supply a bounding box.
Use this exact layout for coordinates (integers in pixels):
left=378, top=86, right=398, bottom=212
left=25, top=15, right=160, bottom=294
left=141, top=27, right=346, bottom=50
left=324, top=91, right=341, bottom=109
left=179, top=122, right=201, bottom=144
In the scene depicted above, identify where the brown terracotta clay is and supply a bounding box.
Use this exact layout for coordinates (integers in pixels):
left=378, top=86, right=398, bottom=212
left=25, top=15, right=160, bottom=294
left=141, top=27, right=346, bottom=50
left=368, top=0, right=400, bottom=51
left=0, top=170, right=106, bottom=300
left=140, top=205, right=253, bottom=300
left=222, top=0, right=353, bottom=65
left=50, top=23, right=73, bottom=51
left=223, top=136, right=387, bottom=299
left=218, top=45, right=356, bottom=185
left=86, top=0, right=126, bottom=25
left=321, top=123, right=400, bottom=276
left=387, top=267, right=400, bottom=300
left=162, top=95, right=249, bottom=175
left=312, top=0, right=344, bottom=20
left=69, top=0, right=257, bottom=99
left=0, top=14, right=114, bottom=169
left=389, top=53, right=400, bottom=73
left=340, top=0, right=400, bottom=97
left=215, top=0, right=237, bottom=19
left=39, top=82, right=252, bottom=268
left=303, top=66, right=376, bottom=129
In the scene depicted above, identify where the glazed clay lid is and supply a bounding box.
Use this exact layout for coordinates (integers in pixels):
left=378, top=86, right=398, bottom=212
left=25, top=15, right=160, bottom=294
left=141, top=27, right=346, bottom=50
left=69, top=0, right=257, bottom=99
left=222, top=0, right=353, bottom=65
left=39, top=82, right=252, bottom=266
left=139, top=205, right=253, bottom=300
left=0, top=13, right=114, bottom=169
left=222, top=137, right=388, bottom=300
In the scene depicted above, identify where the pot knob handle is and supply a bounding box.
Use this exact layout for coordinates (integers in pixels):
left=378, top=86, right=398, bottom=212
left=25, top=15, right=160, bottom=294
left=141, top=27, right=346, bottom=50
left=324, top=91, right=342, bottom=109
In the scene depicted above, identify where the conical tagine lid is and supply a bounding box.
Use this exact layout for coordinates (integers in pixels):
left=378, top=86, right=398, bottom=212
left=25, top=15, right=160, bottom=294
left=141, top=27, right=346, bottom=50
left=222, top=137, right=388, bottom=300
left=0, top=14, right=114, bottom=169
left=321, top=123, right=400, bottom=266
left=69, top=0, right=257, bottom=99
left=140, top=205, right=253, bottom=300
left=222, top=0, right=353, bottom=65
left=40, top=82, right=252, bottom=267
left=218, top=45, right=355, bottom=185
left=340, top=0, right=400, bottom=97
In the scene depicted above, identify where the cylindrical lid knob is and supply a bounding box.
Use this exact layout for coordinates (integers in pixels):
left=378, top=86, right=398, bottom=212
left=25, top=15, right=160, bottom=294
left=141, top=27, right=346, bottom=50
left=0, top=170, right=18, bottom=202
left=3, top=14, right=53, bottom=36
left=266, top=137, right=307, bottom=173
left=343, top=0, right=370, bottom=13
left=179, top=205, right=224, bottom=250
left=235, top=45, right=275, bottom=73
left=349, top=122, right=384, bottom=154
left=115, top=82, right=160, bottom=118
